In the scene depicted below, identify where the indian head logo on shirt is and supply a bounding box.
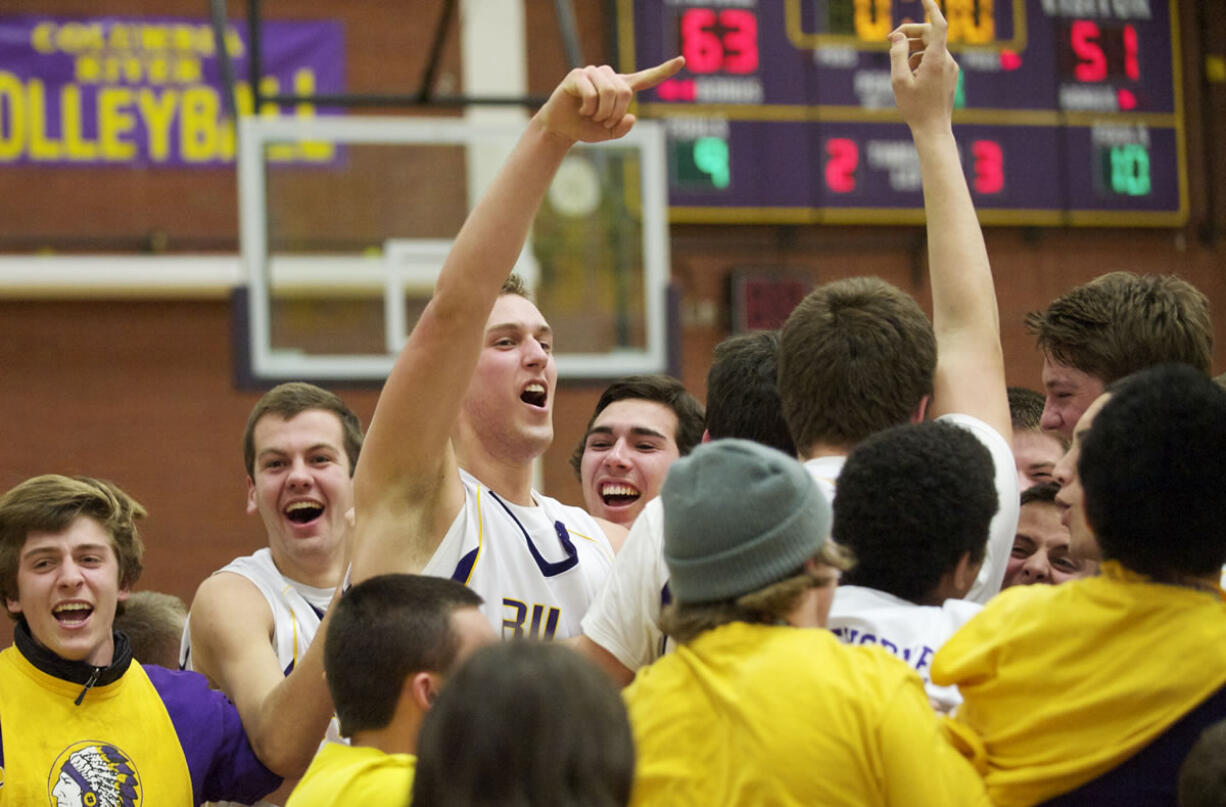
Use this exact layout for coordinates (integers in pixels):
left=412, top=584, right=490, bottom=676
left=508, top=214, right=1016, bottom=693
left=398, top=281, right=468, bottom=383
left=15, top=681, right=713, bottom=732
left=47, top=741, right=141, bottom=807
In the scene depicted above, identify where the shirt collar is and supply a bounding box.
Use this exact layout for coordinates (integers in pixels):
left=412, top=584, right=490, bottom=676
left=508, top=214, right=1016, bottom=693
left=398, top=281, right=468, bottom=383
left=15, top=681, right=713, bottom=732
left=13, top=617, right=132, bottom=688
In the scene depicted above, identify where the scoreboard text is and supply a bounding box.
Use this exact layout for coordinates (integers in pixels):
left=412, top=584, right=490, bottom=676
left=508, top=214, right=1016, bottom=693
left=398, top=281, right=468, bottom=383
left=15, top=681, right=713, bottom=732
left=619, top=0, right=1185, bottom=226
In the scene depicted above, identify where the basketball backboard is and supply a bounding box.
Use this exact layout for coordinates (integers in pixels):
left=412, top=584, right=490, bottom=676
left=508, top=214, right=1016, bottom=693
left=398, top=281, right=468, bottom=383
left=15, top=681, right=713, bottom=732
left=236, top=114, right=671, bottom=382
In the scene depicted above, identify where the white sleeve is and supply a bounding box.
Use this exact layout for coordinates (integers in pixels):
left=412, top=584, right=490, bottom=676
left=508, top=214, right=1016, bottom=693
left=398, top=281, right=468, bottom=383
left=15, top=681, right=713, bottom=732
left=937, top=413, right=1020, bottom=604
left=580, top=497, right=670, bottom=672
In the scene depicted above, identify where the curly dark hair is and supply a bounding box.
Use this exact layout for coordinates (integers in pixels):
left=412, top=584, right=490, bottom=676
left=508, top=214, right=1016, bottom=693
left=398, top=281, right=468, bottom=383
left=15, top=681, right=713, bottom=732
left=1080, top=364, right=1226, bottom=579
left=834, top=421, right=998, bottom=604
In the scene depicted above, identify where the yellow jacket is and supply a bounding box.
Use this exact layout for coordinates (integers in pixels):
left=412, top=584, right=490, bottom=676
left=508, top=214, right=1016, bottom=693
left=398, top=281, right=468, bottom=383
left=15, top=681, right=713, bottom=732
left=932, top=562, right=1226, bottom=807
left=625, top=621, right=989, bottom=807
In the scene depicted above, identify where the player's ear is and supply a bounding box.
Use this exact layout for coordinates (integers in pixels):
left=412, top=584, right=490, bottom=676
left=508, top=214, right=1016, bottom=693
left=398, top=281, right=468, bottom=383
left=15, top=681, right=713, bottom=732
left=246, top=476, right=258, bottom=515
left=409, top=671, right=438, bottom=711
left=953, top=551, right=983, bottom=596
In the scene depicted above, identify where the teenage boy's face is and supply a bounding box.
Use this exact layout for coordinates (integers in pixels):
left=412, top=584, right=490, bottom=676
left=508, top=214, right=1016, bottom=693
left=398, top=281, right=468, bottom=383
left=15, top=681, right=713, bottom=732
left=461, top=294, right=558, bottom=460
left=6, top=516, right=128, bottom=667
left=247, top=409, right=354, bottom=577
left=1004, top=501, right=1092, bottom=588
left=580, top=399, right=682, bottom=527
left=1040, top=356, right=1105, bottom=442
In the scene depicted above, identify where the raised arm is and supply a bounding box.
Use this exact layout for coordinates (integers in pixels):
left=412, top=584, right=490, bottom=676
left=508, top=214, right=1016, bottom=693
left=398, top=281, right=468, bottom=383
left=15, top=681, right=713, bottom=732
left=890, top=1, right=1010, bottom=441
left=892, top=6, right=1016, bottom=604
left=351, top=59, right=684, bottom=581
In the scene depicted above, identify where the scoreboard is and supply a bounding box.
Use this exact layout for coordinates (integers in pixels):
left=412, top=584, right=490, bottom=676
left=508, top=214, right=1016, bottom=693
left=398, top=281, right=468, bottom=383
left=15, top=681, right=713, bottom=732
left=618, top=0, right=1186, bottom=226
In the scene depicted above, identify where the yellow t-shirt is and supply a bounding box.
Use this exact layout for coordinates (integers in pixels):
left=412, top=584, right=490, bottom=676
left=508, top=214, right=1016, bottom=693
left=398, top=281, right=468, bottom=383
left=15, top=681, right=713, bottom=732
left=286, top=742, right=415, bottom=807
left=624, top=621, right=989, bottom=807
left=932, top=561, right=1226, bottom=807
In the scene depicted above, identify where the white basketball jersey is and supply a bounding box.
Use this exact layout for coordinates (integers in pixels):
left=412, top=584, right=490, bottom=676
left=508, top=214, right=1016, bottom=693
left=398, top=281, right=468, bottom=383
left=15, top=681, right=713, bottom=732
left=423, top=469, right=615, bottom=640
left=180, top=547, right=333, bottom=676
left=181, top=548, right=341, bottom=807
left=828, top=584, right=982, bottom=712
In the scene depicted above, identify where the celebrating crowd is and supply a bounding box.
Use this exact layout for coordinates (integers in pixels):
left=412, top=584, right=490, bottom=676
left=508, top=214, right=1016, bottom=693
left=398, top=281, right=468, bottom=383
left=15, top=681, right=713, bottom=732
left=3, top=2, right=1223, bottom=805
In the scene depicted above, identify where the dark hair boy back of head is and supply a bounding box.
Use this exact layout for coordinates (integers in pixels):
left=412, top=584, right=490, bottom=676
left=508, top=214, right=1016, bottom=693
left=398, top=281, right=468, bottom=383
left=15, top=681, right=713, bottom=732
left=569, top=374, right=705, bottom=476
left=779, top=277, right=936, bottom=455
left=324, top=574, right=482, bottom=738
left=834, top=421, right=998, bottom=604
left=1079, top=364, right=1226, bottom=581
left=242, top=382, right=364, bottom=477
left=412, top=641, right=634, bottom=807
left=706, top=330, right=796, bottom=456
left=1025, top=272, right=1212, bottom=382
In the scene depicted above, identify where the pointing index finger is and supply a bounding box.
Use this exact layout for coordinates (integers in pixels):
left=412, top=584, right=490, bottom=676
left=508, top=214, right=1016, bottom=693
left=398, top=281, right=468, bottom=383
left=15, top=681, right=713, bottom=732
left=920, top=0, right=948, bottom=46
left=625, top=56, right=686, bottom=92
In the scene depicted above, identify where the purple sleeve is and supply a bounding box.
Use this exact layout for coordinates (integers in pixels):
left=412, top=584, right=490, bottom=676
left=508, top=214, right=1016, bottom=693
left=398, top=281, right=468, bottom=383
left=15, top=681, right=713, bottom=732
left=144, top=663, right=283, bottom=806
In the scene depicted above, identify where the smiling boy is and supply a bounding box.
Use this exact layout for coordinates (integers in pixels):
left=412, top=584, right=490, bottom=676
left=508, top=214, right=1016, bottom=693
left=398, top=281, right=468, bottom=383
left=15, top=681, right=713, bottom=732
left=0, top=474, right=280, bottom=805
left=1025, top=272, right=1212, bottom=441
left=1002, top=482, right=1098, bottom=588
left=570, top=375, right=704, bottom=529
left=180, top=382, right=364, bottom=804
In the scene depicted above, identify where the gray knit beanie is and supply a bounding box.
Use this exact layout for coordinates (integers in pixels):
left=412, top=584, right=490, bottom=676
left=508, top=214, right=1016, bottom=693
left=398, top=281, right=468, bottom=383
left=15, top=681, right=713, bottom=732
left=661, top=438, right=831, bottom=604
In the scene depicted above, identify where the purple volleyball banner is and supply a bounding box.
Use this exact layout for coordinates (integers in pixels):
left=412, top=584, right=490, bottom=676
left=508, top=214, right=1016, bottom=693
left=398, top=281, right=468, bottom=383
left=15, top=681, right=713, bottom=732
left=0, top=15, right=344, bottom=166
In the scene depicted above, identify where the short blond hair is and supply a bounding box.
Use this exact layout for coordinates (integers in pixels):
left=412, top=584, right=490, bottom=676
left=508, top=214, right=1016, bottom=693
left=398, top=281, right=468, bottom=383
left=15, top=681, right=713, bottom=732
left=660, top=543, right=852, bottom=645
left=115, top=591, right=187, bottom=667
left=500, top=273, right=530, bottom=298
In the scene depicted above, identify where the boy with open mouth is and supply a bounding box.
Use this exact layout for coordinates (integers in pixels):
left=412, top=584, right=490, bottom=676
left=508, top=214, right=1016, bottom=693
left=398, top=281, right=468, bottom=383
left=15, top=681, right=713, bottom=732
left=0, top=474, right=281, bottom=805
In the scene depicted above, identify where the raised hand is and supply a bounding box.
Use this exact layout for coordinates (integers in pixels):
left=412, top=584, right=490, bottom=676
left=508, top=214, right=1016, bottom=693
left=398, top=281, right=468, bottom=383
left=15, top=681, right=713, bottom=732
left=537, top=57, right=685, bottom=145
left=888, top=0, right=958, bottom=135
